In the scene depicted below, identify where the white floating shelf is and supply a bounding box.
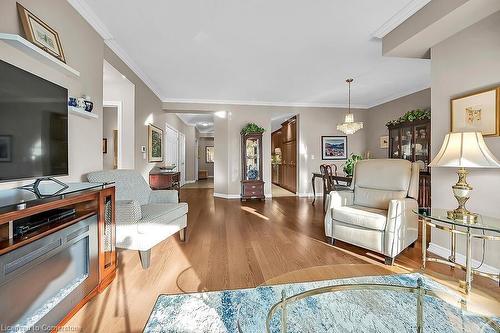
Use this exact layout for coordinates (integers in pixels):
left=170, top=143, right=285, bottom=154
left=69, top=106, right=98, bottom=119
left=0, top=33, right=80, bottom=78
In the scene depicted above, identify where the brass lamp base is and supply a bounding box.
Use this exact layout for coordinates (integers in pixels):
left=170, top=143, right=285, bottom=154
left=447, top=208, right=478, bottom=223
left=448, top=167, right=478, bottom=223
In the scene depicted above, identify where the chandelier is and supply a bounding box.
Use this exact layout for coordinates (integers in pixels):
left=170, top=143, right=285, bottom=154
left=337, top=78, right=363, bottom=135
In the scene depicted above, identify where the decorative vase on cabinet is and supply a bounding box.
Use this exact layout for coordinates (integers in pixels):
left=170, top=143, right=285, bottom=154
left=241, top=132, right=265, bottom=201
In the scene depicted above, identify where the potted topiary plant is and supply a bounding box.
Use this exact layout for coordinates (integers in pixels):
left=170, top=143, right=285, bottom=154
left=241, top=123, right=265, bottom=135
left=343, top=153, right=363, bottom=177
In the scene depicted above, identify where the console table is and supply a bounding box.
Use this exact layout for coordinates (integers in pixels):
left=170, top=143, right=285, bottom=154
left=415, top=208, right=500, bottom=294
left=149, top=169, right=180, bottom=191
left=0, top=182, right=116, bottom=332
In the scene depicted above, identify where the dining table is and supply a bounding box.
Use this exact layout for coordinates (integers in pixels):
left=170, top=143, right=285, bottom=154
left=311, top=172, right=353, bottom=210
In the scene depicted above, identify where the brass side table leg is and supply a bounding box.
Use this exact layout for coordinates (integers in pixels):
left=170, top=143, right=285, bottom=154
left=421, top=218, right=427, bottom=270
left=449, top=224, right=456, bottom=263
left=464, top=227, right=472, bottom=294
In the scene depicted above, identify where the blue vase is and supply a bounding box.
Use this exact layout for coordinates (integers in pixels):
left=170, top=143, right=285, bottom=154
left=68, top=97, right=77, bottom=107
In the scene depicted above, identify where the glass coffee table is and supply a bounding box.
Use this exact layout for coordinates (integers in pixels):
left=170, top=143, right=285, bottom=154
left=237, top=277, right=499, bottom=332
left=414, top=208, right=500, bottom=294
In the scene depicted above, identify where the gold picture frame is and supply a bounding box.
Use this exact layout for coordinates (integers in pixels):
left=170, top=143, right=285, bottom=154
left=379, top=135, right=389, bottom=149
left=450, top=87, right=500, bottom=136
left=205, top=146, right=214, bottom=163
left=17, top=2, right=66, bottom=63
left=148, top=124, right=163, bottom=162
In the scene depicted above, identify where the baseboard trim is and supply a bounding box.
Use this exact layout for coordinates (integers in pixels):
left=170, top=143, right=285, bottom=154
left=298, top=192, right=323, bottom=198
left=185, top=180, right=196, bottom=184
left=213, top=193, right=272, bottom=200
left=428, top=242, right=499, bottom=275
left=213, top=193, right=240, bottom=199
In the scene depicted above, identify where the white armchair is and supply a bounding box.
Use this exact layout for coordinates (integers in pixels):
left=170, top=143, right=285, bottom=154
left=87, top=170, right=188, bottom=269
left=324, top=159, right=419, bottom=265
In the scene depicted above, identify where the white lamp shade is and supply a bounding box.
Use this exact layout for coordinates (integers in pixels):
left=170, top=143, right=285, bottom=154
left=429, top=132, right=500, bottom=168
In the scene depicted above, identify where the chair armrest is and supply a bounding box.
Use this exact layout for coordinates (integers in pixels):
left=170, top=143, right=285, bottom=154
left=149, top=190, right=179, bottom=204
left=116, top=200, right=142, bottom=224
left=324, top=190, right=354, bottom=238
left=385, top=198, right=418, bottom=257
left=326, top=190, right=354, bottom=211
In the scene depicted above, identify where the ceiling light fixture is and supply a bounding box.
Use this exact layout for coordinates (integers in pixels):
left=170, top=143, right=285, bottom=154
left=337, top=78, right=363, bottom=135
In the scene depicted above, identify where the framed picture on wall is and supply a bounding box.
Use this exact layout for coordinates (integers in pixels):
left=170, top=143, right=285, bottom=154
left=148, top=124, right=163, bottom=162
left=205, top=146, right=214, bottom=163
left=451, top=87, right=499, bottom=136
left=102, top=138, right=108, bottom=154
left=321, top=136, right=347, bottom=160
left=17, top=3, right=66, bottom=63
left=379, top=135, right=389, bottom=149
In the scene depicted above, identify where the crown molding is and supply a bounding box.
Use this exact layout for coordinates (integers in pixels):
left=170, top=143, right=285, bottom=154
left=372, top=0, right=431, bottom=38
left=162, top=98, right=370, bottom=109
left=366, top=83, right=430, bottom=109
left=67, top=0, right=165, bottom=101
left=175, top=114, right=191, bottom=127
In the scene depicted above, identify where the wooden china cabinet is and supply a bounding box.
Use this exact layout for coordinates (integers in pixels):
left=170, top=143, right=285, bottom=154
left=271, top=116, right=297, bottom=193
left=387, top=119, right=431, bottom=207
left=241, top=132, right=265, bottom=201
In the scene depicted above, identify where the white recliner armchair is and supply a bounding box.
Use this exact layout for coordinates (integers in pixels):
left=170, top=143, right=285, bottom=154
left=87, top=170, right=188, bottom=269
left=324, top=159, right=419, bottom=265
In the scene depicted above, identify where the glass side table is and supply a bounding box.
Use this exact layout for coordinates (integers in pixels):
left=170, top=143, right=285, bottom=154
left=414, top=208, right=500, bottom=294
left=237, top=278, right=499, bottom=333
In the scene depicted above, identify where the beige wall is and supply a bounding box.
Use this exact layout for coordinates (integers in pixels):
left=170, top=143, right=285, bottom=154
left=198, top=137, right=215, bottom=177
left=103, top=62, right=135, bottom=169
left=0, top=0, right=104, bottom=189
left=430, top=11, right=500, bottom=271
left=298, top=107, right=366, bottom=196
left=103, top=46, right=166, bottom=180
left=0, top=0, right=185, bottom=187
left=365, top=89, right=431, bottom=159
left=164, top=103, right=367, bottom=197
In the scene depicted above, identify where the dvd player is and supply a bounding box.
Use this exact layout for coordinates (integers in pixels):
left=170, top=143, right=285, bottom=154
left=13, top=208, right=76, bottom=238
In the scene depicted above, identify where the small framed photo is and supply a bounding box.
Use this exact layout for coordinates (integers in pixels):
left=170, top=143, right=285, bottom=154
left=17, top=3, right=66, bottom=63
left=102, top=138, right=108, bottom=154
left=321, top=136, right=347, bottom=160
left=379, top=135, right=389, bottom=149
left=148, top=124, right=163, bottom=162
left=0, top=136, right=12, bottom=162
left=205, top=146, right=214, bottom=163
left=451, top=87, right=499, bottom=136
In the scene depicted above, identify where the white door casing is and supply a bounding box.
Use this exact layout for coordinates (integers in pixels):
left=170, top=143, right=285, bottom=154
left=178, top=132, right=186, bottom=186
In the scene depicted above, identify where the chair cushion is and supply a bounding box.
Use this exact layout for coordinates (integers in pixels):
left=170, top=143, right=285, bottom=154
left=332, top=205, right=387, bottom=231
left=354, top=187, right=407, bottom=210
left=137, top=203, right=188, bottom=234
left=87, top=169, right=152, bottom=205
left=353, top=159, right=412, bottom=209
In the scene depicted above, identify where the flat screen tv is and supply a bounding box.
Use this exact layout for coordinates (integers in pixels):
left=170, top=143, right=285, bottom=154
left=0, top=60, right=68, bottom=182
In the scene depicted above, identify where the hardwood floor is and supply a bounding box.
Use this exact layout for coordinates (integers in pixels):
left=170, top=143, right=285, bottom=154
left=66, top=188, right=500, bottom=332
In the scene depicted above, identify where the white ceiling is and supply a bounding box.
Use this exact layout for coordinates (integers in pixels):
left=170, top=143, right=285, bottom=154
left=71, top=0, right=431, bottom=108
left=177, top=113, right=215, bottom=134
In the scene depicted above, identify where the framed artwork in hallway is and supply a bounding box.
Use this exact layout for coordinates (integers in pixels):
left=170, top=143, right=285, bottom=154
left=148, top=124, right=163, bottom=162
left=321, top=136, right=347, bottom=160
left=205, top=146, right=214, bottom=163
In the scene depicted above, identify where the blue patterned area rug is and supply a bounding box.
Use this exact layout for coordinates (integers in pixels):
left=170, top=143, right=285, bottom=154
left=144, top=273, right=499, bottom=332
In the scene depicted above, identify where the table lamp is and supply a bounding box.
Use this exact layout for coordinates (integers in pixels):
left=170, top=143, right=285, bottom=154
left=429, top=131, right=500, bottom=222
